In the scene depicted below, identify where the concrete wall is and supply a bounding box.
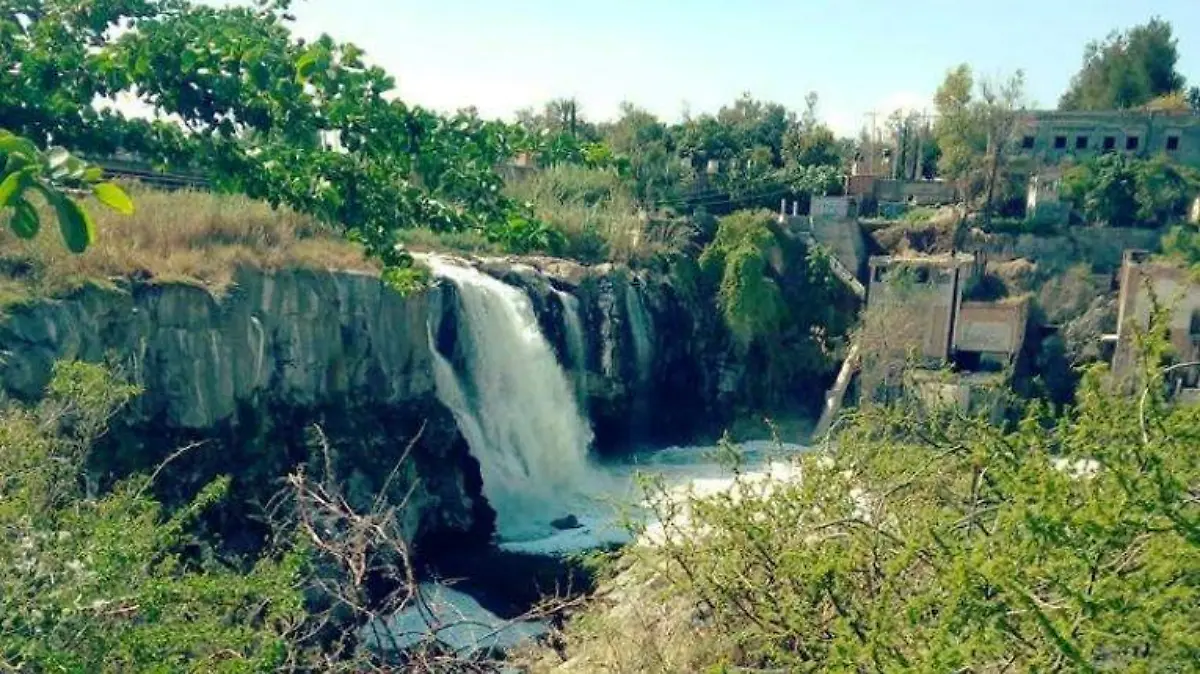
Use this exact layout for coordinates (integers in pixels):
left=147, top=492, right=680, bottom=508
left=787, top=214, right=867, bottom=278
left=1113, top=257, right=1200, bottom=386
left=846, top=176, right=957, bottom=206
left=810, top=196, right=856, bottom=219
left=955, top=299, right=1029, bottom=357
left=962, top=227, right=1162, bottom=273
left=874, top=179, right=958, bottom=205
left=1015, top=110, right=1200, bottom=168
left=868, top=257, right=972, bottom=362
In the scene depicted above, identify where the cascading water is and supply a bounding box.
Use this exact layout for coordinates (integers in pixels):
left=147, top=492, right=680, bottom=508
left=552, top=288, right=587, bottom=403
left=421, top=255, right=595, bottom=541
left=624, top=280, right=654, bottom=382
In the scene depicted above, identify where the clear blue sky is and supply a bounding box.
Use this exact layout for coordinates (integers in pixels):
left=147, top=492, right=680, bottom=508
left=219, top=0, right=1200, bottom=136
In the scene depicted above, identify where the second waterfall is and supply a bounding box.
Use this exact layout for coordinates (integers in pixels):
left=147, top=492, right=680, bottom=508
left=422, top=255, right=597, bottom=541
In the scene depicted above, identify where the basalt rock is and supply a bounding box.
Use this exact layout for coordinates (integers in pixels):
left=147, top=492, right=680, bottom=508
left=0, top=268, right=492, bottom=552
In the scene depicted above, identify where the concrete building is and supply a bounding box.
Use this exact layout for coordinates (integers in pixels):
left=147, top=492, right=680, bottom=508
left=862, top=253, right=1030, bottom=410
left=845, top=176, right=958, bottom=213
left=867, top=253, right=980, bottom=363
left=1111, top=250, right=1200, bottom=398
left=1014, top=110, right=1200, bottom=168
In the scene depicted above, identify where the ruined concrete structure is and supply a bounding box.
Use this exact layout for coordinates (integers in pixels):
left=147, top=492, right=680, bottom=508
left=862, top=253, right=1030, bottom=410
left=867, top=253, right=979, bottom=363
left=1111, top=250, right=1200, bottom=398
left=1015, top=110, right=1200, bottom=167
left=845, top=175, right=958, bottom=209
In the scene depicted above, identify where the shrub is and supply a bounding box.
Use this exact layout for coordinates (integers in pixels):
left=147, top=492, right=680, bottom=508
left=1061, top=153, right=1200, bottom=227
left=0, top=362, right=308, bottom=671
left=547, top=331, right=1200, bottom=671
left=1162, top=222, right=1200, bottom=270
left=698, top=210, right=856, bottom=408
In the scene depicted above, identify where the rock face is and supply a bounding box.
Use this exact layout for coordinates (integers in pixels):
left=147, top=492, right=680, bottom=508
left=0, top=268, right=492, bottom=551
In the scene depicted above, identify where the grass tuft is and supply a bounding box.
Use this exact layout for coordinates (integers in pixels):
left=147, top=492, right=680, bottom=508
left=0, top=183, right=373, bottom=307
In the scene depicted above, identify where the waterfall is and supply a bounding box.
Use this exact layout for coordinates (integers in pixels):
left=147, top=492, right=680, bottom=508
left=552, top=288, right=587, bottom=402
left=624, top=281, right=654, bottom=381
left=421, top=255, right=595, bottom=541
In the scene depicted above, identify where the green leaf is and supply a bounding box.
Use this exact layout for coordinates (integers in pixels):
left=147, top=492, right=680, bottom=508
left=47, top=190, right=96, bottom=253
left=296, top=50, right=318, bottom=81
left=92, top=182, right=135, bottom=215
left=83, top=166, right=105, bottom=183
left=9, top=196, right=40, bottom=239
left=0, top=131, right=38, bottom=158
left=0, top=167, right=32, bottom=207
left=0, top=172, right=22, bottom=207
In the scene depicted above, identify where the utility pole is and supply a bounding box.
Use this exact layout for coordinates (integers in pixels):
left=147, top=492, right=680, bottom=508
left=864, top=111, right=879, bottom=175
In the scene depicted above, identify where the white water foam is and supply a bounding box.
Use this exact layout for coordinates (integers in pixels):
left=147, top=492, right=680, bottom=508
left=499, top=440, right=809, bottom=555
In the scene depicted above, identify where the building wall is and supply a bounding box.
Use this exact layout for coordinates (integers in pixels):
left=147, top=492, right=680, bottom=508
left=868, top=257, right=972, bottom=362
left=1014, top=110, right=1200, bottom=167
left=845, top=176, right=957, bottom=206
left=1112, top=256, right=1200, bottom=387
left=873, top=179, right=958, bottom=205
left=954, top=300, right=1029, bottom=357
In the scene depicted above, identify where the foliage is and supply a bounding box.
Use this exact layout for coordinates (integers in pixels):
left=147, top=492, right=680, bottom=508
left=1060, top=18, right=1186, bottom=111
left=699, top=211, right=787, bottom=344
left=555, top=328, right=1200, bottom=671
left=0, top=0, right=544, bottom=286
left=699, top=210, right=855, bottom=408
left=1161, top=222, right=1200, bottom=270
left=1, top=130, right=133, bottom=252
left=1061, top=153, right=1200, bottom=227
left=505, top=164, right=657, bottom=263
left=933, top=65, right=1026, bottom=222
left=0, top=361, right=308, bottom=671
left=484, top=212, right=566, bottom=254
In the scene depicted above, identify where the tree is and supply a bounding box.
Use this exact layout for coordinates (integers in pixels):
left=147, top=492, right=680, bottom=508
left=598, top=103, right=682, bottom=206
left=1060, top=18, right=1186, bottom=110
left=885, top=109, right=935, bottom=180
left=1, top=0, right=552, bottom=286
left=782, top=92, right=841, bottom=169
left=977, top=72, right=1027, bottom=225
left=1061, top=153, right=1200, bottom=227
left=933, top=65, right=1026, bottom=222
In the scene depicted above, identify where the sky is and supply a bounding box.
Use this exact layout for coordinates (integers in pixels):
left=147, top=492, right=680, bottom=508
left=207, top=0, right=1200, bottom=137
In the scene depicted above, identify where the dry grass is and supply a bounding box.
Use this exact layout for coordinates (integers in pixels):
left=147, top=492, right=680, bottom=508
left=506, top=165, right=689, bottom=265
left=0, top=184, right=373, bottom=307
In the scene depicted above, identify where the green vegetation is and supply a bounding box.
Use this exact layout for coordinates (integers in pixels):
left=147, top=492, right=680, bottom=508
left=0, top=184, right=369, bottom=307
left=1162, top=222, right=1200, bottom=270
left=1060, top=18, right=1187, bottom=111
left=699, top=210, right=855, bottom=407
left=1, top=130, right=132, bottom=253
left=0, top=362, right=308, bottom=671
left=933, top=65, right=1027, bottom=225
left=1061, top=153, right=1200, bottom=227
left=544, top=331, right=1199, bottom=671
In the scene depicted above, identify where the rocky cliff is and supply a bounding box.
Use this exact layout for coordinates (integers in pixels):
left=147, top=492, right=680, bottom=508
left=0, top=268, right=492, bottom=552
